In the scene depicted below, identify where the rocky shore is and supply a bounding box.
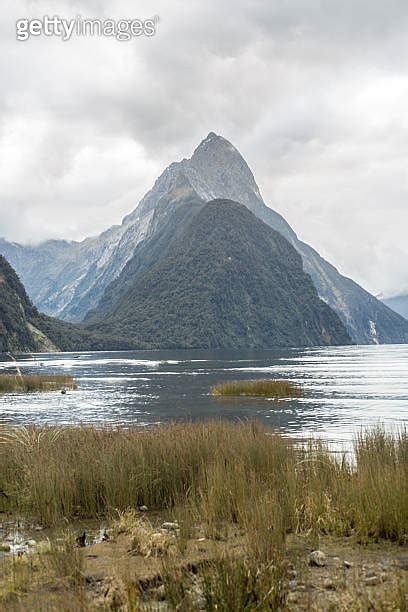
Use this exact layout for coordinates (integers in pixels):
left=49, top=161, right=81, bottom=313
left=1, top=512, right=407, bottom=610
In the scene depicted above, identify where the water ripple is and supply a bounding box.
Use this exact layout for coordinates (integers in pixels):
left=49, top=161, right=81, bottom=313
left=0, top=345, right=406, bottom=446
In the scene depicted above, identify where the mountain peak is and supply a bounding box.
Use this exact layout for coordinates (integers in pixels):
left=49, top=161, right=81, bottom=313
left=178, top=132, right=265, bottom=213
left=192, top=131, right=239, bottom=158
left=127, top=131, right=261, bottom=225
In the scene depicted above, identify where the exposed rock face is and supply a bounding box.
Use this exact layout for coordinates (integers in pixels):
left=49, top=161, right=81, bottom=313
left=0, top=213, right=154, bottom=322
left=1, top=133, right=408, bottom=344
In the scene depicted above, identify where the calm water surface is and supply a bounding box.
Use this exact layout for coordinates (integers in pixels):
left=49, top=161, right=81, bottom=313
left=0, top=345, right=407, bottom=445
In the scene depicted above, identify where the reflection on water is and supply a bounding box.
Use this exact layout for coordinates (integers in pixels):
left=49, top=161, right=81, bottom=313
left=0, top=345, right=407, bottom=445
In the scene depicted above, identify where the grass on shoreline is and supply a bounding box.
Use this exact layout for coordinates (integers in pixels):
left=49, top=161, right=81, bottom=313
left=0, top=421, right=406, bottom=544
left=210, top=379, right=303, bottom=398
left=0, top=420, right=407, bottom=610
left=0, top=374, right=76, bottom=394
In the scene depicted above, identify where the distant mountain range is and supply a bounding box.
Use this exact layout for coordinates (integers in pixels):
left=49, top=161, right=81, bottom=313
left=1, top=132, right=408, bottom=346
left=382, top=295, right=408, bottom=321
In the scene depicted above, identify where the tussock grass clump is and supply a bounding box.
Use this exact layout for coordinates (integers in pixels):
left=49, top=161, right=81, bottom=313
left=0, top=374, right=76, bottom=393
left=210, top=378, right=303, bottom=398
left=0, top=421, right=406, bottom=543
left=113, top=509, right=176, bottom=557
left=161, top=556, right=288, bottom=610
left=201, top=557, right=288, bottom=610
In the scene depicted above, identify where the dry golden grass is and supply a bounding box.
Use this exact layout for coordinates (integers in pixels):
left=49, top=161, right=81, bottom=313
left=0, top=421, right=407, bottom=610
left=113, top=509, right=177, bottom=557
left=0, top=421, right=406, bottom=544
left=210, top=378, right=303, bottom=397
left=0, top=374, right=76, bottom=393
left=161, top=554, right=289, bottom=611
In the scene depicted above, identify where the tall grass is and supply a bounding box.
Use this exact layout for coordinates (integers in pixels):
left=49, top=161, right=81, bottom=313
left=210, top=379, right=302, bottom=397
left=0, top=374, right=76, bottom=393
left=0, top=421, right=406, bottom=543
left=161, top=556, right=288, bottom=611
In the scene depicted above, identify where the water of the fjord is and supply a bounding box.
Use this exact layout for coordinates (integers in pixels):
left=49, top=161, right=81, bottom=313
left=1, top=345, right=407, bottom=447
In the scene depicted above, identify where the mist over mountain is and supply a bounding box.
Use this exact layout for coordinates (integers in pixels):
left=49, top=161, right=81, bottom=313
left=383, top=295, right=408, bottom=321
left=86, top=199, right=351, bottom=348
left=1, top=133, right=408, bottom=345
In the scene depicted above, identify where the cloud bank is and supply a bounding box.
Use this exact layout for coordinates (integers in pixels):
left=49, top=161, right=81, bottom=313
left=0, top=0, right=407, bottom=297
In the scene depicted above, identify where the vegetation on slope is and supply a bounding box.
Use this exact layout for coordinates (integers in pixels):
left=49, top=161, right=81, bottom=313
left=85, top=180, right=205, bottom=323
left=88, top=200, right=351, bottom=348
left=0, top=255, right=39, bottom=353
left=32, top=311, right=139, bottom=352
left=0, top=254, right=136, bottom=353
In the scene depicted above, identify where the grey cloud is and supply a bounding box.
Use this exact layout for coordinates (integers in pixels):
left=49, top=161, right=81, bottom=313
left=0, top=0, right=407, bottom=297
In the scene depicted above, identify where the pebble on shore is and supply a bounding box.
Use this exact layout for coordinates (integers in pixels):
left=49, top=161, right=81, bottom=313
left=309, top=550, right=327, bottom=567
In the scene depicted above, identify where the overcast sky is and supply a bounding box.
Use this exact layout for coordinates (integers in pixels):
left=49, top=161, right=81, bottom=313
left=0, top=1, right=407, bottom=298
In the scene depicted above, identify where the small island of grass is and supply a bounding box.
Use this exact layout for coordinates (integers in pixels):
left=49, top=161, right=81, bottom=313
left=0, top=374, right=76, bottom=394
left=211, top=378, right=303, bottom=398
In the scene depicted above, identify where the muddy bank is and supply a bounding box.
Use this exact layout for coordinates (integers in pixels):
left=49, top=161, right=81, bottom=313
left=1, top=511, right=407, bottom=610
